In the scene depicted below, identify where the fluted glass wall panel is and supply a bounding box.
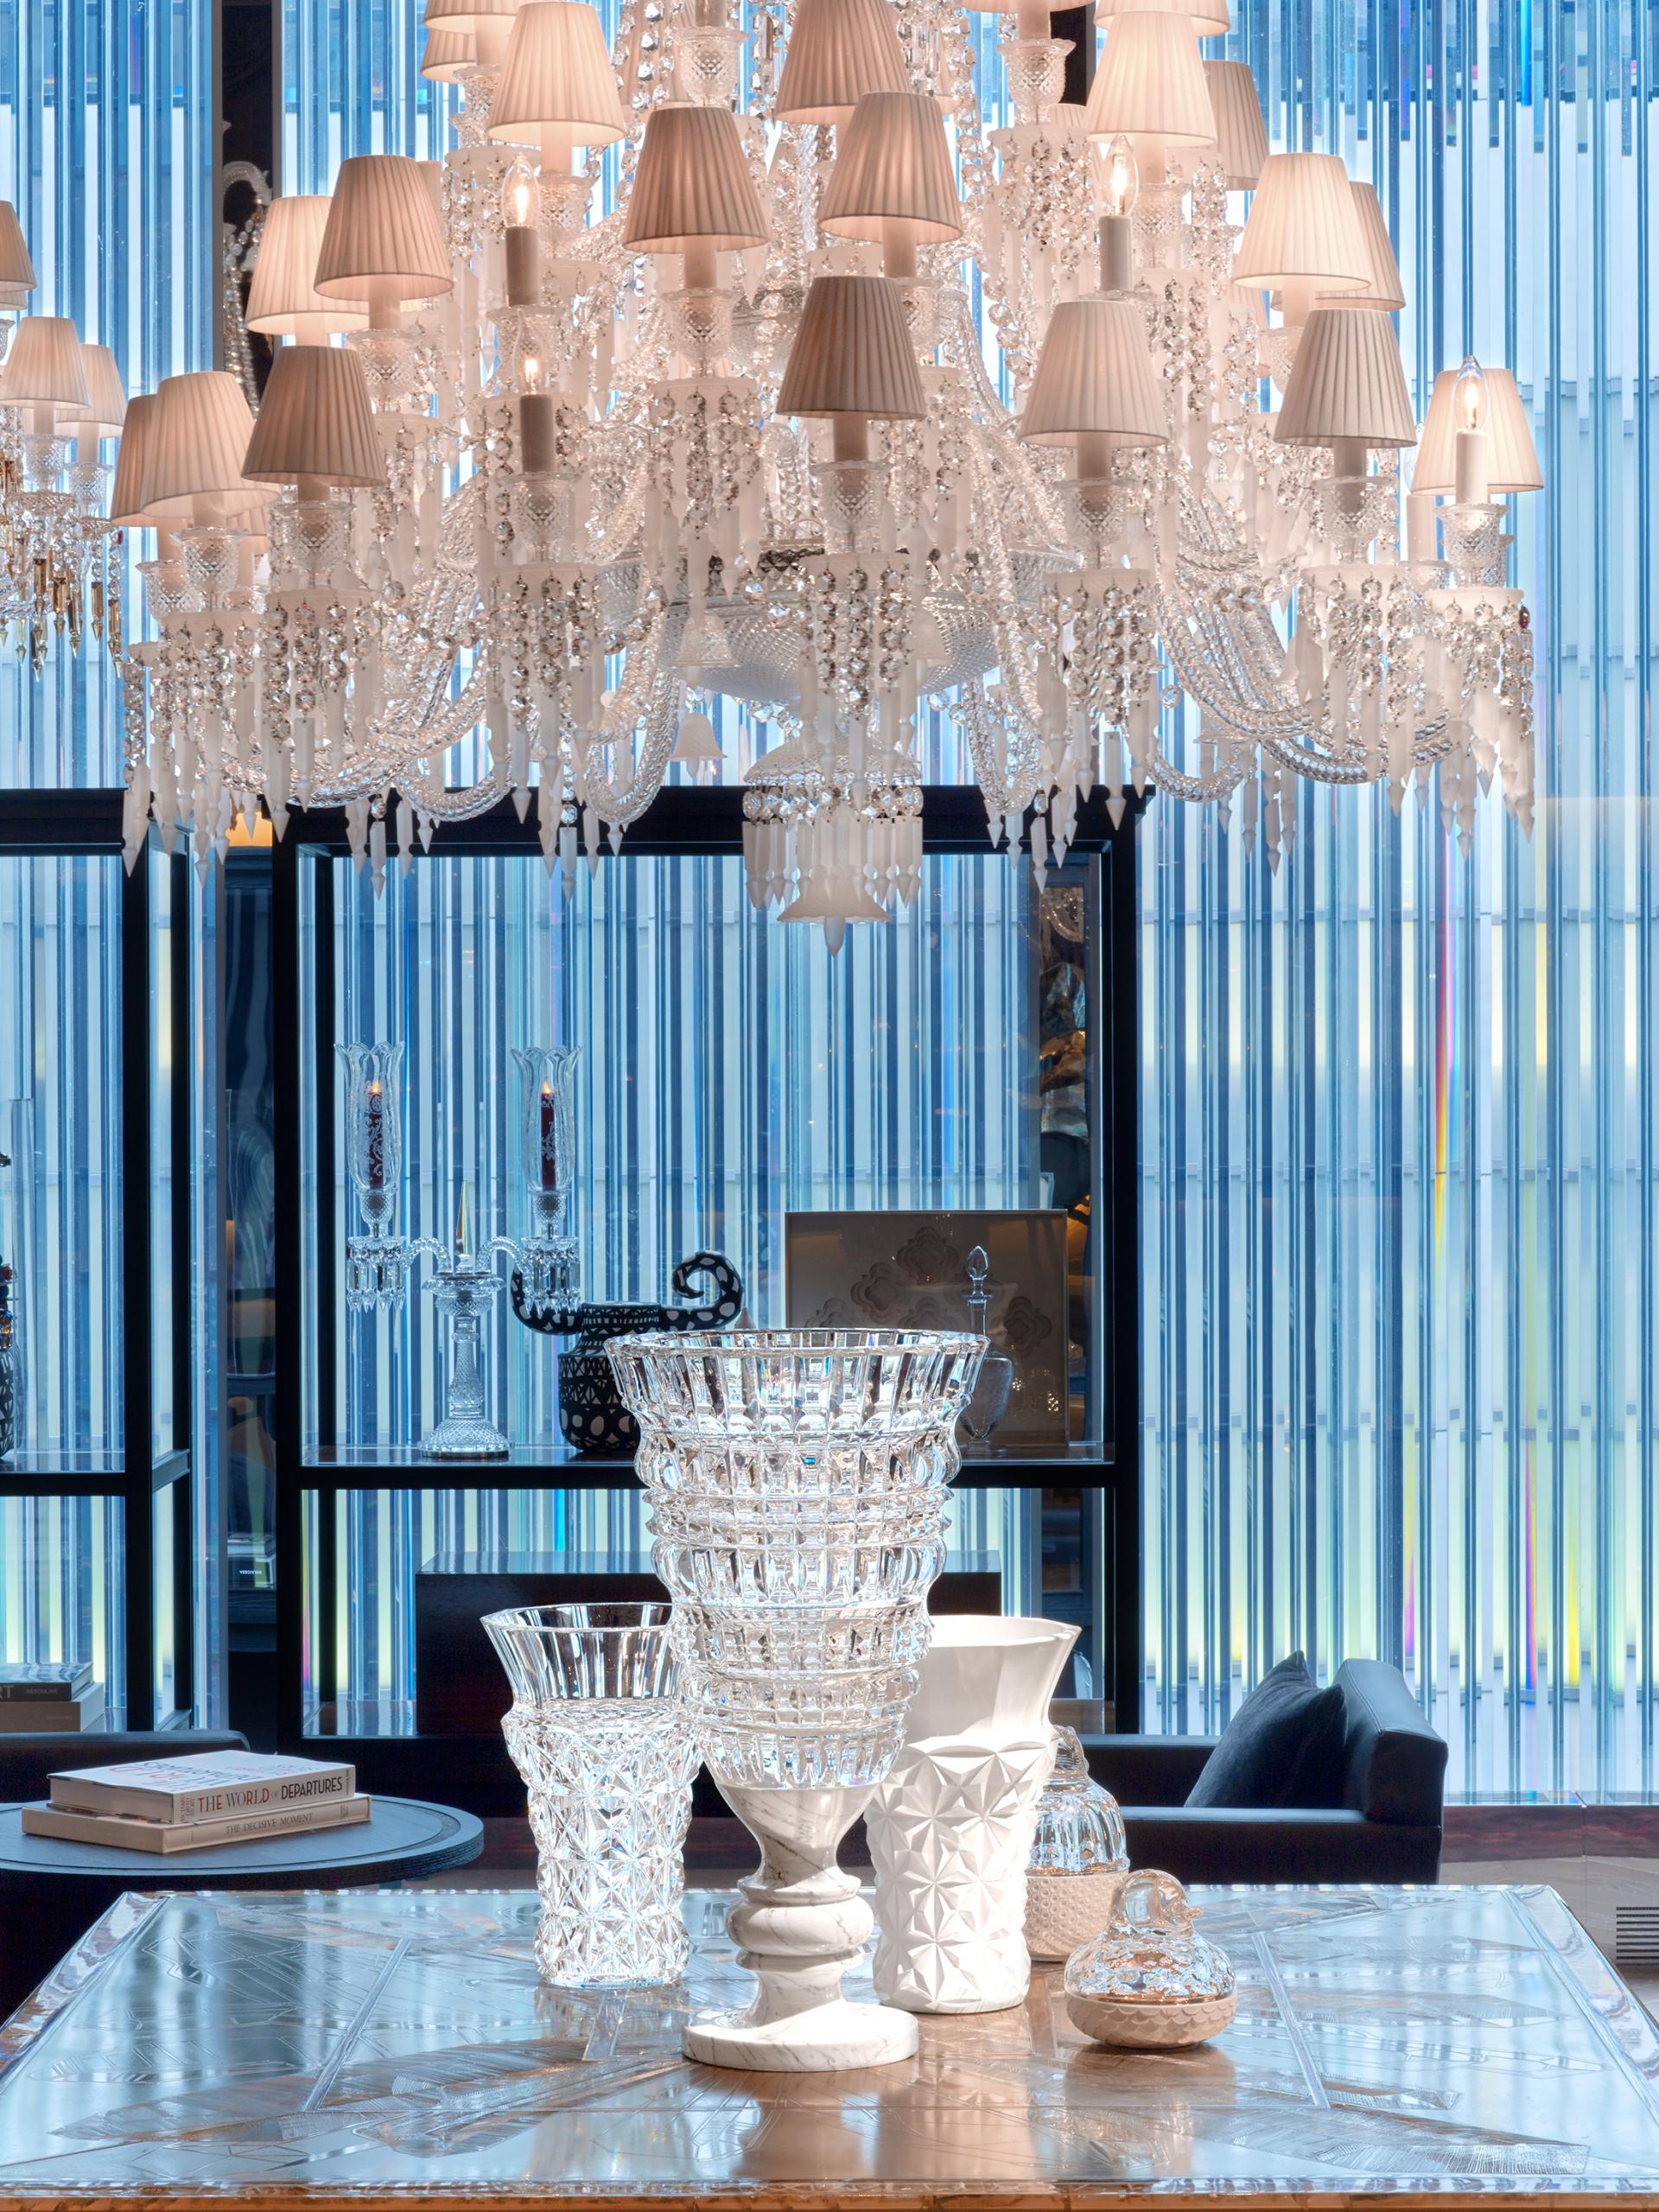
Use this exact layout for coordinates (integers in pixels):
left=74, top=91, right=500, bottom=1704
left=1140, top=0, right=1656, bottom=1793
left=298, top=851, right=1041, bottom=1714
left=0, top=858, right=123, bottom=1461
left=0, top=0, right=213, bottom=786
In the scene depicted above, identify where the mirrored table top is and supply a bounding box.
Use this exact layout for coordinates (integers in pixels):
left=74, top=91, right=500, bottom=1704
left=2, top=1884, right=1657, bottom=2204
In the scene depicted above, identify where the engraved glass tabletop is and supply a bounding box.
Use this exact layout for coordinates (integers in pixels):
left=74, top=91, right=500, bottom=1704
left=2, top=1885, right=1659, bottom=2199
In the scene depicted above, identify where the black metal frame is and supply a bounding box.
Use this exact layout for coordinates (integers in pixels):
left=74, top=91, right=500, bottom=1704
left=268, top=786, right=1143, bottom=1800
left=0, top=791, right=199, bottom=1729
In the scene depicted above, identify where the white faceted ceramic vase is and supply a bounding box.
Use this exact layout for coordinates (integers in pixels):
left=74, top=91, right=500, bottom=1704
left=868, top=1614, right=1079, bottom=2014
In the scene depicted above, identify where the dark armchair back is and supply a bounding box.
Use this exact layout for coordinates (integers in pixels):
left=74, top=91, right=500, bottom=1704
left=1332, top=1658, right=1446, bottom=1826
left=1079, top=1662, right=1446, bottom=1886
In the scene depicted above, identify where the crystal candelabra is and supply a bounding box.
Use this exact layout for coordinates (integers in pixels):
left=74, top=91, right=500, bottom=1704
left=339, top=1040, right=582, bottom=1458
left=112, top=0, right=1542, bottom=899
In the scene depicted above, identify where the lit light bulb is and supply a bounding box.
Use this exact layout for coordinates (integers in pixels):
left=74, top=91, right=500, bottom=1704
left=1098, top=135, right=1140, bottom=219
left=1454, top=353, right=1489, bottom=432
left=523, top=353, right=544, bottom=394
left=505, top=161, right=540, bottom=231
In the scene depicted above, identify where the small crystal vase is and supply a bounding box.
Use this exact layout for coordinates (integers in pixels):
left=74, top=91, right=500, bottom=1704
left=483, top=1603, right=698, bottom=1988
left=607, top=1326, right=983, bottom=2072
left=867, top=1614, right=1077, bottom=2015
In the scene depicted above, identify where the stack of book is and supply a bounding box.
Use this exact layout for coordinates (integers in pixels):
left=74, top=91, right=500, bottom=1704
left=22, top=1751, right=371, bottom=1853
left=0, top=1662, right=105, bottom=1733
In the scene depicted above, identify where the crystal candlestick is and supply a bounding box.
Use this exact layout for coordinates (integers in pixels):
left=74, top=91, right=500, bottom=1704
left=607, top=1326, right=983, bottom=2072
left=484, top=1602, right=698, bottom=1988
left=420, top=1258, right=510, bottom=1459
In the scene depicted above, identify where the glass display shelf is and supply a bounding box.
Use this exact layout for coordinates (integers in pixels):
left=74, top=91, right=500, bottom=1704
left=0, top=1446, right=127, bottom=1486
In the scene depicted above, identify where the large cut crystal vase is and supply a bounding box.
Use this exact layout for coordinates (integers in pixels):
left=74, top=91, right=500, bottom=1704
left=607, top=1327, right=982, bottom=2072
left=483, top=1602, right=697, bottom=1990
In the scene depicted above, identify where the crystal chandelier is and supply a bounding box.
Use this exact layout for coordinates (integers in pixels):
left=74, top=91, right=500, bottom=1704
left=0, top=202, right=126, bottom=669
left=111, top=0, right=1540, bottom=918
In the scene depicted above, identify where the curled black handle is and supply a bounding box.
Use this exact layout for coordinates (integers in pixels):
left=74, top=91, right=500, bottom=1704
left=509, top=1250, right=743, bottom=1338
left=661, top=1251, right=744, bottom=1331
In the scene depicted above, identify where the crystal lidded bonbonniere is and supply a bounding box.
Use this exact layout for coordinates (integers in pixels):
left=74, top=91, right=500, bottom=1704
left=1064, top=1868, right=1236, bottom=2048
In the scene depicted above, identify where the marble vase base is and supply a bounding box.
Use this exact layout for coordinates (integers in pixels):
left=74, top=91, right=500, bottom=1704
left=684, top=1780, right=919, bottom=2073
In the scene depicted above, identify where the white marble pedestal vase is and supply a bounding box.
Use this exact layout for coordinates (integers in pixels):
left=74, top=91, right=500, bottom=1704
left=868, top=1615, right=1078, bottom=2015
left=607, top=1326, right=983, bottom=2072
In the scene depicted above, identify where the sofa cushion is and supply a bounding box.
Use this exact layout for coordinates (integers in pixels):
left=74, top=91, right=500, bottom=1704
left=1185, top=1653, right=1346, bottom=1810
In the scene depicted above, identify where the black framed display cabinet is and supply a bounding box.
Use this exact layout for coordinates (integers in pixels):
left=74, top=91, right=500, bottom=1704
left=0, top=791, right=219, bottom=1733
left=269, top=785, right=1144, bottom=1813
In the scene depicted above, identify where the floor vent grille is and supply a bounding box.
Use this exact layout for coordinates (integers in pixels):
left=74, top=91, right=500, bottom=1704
left=1614, top=1906, right=1659, bottom=1971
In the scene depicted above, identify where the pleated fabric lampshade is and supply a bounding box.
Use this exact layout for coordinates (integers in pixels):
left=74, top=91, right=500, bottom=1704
left=141, top=371, right=270, bottom=524
left=421, top=23, right=476, bottom=79
left=623, top=105, right=769, bottom=255
left=1412, top=366, right=1542, bottom=494
left=777, top=274, right=926, bottom=421
left=1321, top=182, right=1405, bottom=312
left=1234, top=152, right=1369, bottom=314
left=820, top=93, right=962, bottom=248
left=314, top=155, right=454, bottom=311
left=248, top=197, right=369, bottom=339
left=0, top=317, right=92, bottom=414
left=423, top=0, right=521, bottom=64
left=1203, top=60, right=1267, bottom=188
left=62, top=343, right=126, bottom=437
left=1020, top=297, right=1166, bottom=448
left=1084, top=14, right=1216, bottom=149
left=488, top=3, right=626, bottom=152
left=1098, top=0, right=1230, bottom=41
left=242, top=345, right=385, bottom=489
left=776, top=0, right=908, bottom=127
left=109, top=394, right=161, bottom=526
left=0, top=201, right=36, bottom=307
left=1274, top=307, right=1416, bottom=448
